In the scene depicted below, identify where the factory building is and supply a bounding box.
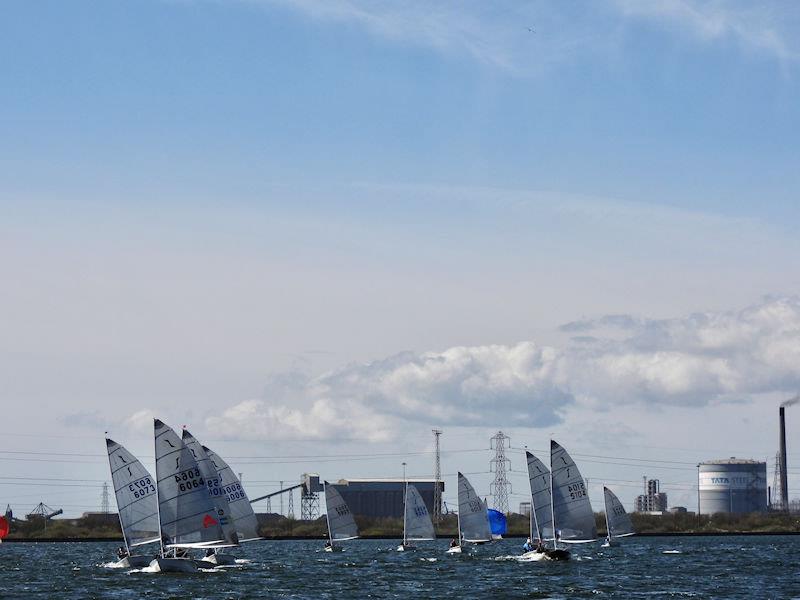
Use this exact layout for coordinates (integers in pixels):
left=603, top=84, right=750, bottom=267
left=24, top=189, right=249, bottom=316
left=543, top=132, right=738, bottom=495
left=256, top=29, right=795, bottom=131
left=635, top=479, right=668, bottom=514
left=699, top=458, right=767, bottom=515
left=330, top=478, right=443, bottom=518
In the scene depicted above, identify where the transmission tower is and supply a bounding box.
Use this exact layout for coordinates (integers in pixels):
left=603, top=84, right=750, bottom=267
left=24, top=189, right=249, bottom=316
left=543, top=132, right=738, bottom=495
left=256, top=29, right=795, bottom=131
left=266, top=497, right=272, bottom=513
left=772, top=451, right=785, bottom=511
left=279, top=480, right=284, bottom=516
left=100, top=482, right=110, bottom=514
left=432, top=429, right=442, bottom=523
left=287, top=487, right=295, bottom=519
left=490, top=431, right=511, bottom=514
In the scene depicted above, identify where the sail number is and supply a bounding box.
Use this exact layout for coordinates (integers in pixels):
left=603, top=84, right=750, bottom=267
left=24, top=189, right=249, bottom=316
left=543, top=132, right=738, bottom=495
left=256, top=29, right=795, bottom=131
left=334, top=505, right=350, bottom=516
left=568, top=482, right=587, bottom=500
left=613, top=506, right=626, bottom=516
left=467, top=499, right=482, bottom=512
left=174, top=467, right=205, bottom=492
left=128, top=477, right=155, bottom=498
left=413, top=506, right=428, bottom=517
left=208, top=479, right=246, bottom=502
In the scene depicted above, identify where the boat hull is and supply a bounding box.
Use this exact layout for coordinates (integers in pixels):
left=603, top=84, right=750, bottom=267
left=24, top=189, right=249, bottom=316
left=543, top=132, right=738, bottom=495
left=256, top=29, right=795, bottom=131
left=115, top=555, right=153, bottom=569
left=545, top=549, right=570, bottom=561
left=520, top=550, right=548, bottom=561
left=149, top=557, right=198, bottom=573
left=324, top=545, right=344, bottom=552
left=445, top=546, right=462, bottom=554
left=396, top=544, right=416, bottom=552
left=199, top=553, right=237, bottom=566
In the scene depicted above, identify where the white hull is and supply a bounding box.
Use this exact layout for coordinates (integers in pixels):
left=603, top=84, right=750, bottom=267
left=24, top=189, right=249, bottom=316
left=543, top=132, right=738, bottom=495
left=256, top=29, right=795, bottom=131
left=446, top=546, right=462, bottom=554
left=115, top=555, right=153, bottom=568
left=520, top=550, right=548, bottom=561
left=324, top=545, right=344, bottom=553
left=199, top=553, right=237, bottom=566
left=149, top=557, right=198, bottom=573
left=396, top=544, right=416, bottom=552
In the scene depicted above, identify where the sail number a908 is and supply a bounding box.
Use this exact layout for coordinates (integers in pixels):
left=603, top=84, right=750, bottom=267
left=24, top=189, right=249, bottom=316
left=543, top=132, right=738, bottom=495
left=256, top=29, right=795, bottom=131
left=568, top=482, right=587, bottom=500
left=174, top=467, right=204, bottom=492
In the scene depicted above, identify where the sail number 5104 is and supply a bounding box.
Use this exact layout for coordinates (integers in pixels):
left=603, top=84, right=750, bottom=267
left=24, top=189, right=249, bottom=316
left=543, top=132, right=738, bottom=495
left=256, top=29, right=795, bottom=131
left=568, top=482, right=586, bottom=500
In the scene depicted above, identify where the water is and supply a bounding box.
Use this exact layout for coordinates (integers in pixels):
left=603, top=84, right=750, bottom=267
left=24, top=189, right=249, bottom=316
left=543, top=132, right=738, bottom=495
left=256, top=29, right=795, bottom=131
left=2, top=536, right=799, bottom=599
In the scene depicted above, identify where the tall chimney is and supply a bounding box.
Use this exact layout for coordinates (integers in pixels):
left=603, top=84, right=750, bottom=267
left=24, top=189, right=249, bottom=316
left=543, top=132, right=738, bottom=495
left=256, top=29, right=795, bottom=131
left=780, top=406, right=789, bottom=510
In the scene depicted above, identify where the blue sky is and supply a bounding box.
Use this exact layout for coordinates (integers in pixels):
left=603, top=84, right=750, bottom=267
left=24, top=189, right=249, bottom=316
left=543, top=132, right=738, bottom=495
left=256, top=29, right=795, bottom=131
left=2, top=0, right=800, bottom=516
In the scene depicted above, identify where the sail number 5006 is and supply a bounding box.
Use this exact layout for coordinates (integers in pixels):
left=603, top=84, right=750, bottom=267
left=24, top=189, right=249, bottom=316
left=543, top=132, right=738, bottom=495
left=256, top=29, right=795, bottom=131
left=174, top=467, right=205, bottom=492
left=568, top=482, right=586, bottom=500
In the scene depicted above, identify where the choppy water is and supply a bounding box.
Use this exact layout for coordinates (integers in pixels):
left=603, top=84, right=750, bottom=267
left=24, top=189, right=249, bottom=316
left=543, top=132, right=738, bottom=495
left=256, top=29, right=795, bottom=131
left=2, top=536, right=799, bottom=599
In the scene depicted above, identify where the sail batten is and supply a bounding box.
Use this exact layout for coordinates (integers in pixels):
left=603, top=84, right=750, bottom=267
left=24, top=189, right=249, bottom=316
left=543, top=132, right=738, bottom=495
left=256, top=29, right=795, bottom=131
left=457, top=472, right=491, bottom=544
left=105, top=438, right=160, bottom=551
left=550, top=440, right=597, bottom=544
left=403, top=484, right=436, bottom=542
left=603, top=486, right=634, bottom=539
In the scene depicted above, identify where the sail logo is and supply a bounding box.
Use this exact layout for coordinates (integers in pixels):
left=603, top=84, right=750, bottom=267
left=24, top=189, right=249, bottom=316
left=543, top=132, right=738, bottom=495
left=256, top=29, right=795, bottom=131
left=203, top=514, right=219, bottom=528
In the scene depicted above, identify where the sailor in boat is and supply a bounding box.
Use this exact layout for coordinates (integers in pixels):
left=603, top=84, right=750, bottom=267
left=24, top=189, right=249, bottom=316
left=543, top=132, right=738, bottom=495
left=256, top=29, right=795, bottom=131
left=536, top=539, right=546, bottom=553
left=116, top=546, right=128, bottom=561
left=204, top=548, right=215, bottom=559
left=522, top=537, right=534, bottom=552
left=449, top=538, right=458, bottom=549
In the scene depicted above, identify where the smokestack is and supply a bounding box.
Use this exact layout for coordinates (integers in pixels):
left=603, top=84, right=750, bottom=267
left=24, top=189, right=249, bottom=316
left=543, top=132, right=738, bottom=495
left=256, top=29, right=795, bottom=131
left=780, top=406, right=789, bottom=510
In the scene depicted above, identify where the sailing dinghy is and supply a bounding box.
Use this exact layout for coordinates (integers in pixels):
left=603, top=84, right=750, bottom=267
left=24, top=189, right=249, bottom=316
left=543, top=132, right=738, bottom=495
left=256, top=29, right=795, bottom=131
left=447, top=472, right=491, bottom=554
left=150, top=419, right=232, bottom=573
left=324, top=483, right=358, bottom=552
left=520, top=450, right=552, bottom=562
left=548, top=440, right=597, bottom=561
left=105, top=438, right=160, bottom=568
left=397, top=484, right=435, bottom=551
left=181, top=429, right=240, bottom=566
left=602, top=486, right=634, bottom=547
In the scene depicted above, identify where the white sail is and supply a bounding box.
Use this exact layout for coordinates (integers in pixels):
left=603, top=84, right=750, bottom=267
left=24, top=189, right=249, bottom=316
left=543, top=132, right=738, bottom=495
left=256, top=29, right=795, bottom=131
left=603, top=486, right=634, bottom=539
left=325, top=484, right=358, bottom=541
left=550, top=440, right=597, bottom=543
left=525, top=451, right=553, bottom=541
left=457, top=472, right=491, bottom=543
left=202, top=444, right=261, bottom=542
left=154, top=419, right=226, bottom=549
left=181, top=429, right=239, bottom=547
left=105, top=438, right=160, bottom=549
left=404, top=484, right=435, bottom=542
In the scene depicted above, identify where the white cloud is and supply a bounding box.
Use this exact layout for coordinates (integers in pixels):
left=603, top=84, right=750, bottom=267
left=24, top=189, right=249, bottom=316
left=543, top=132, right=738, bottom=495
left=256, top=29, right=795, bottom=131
left=208, top=296, right=800, bottom=441
left=238, top=0, right=799, bottom=74
left=613, top=0, right=799, bottom=63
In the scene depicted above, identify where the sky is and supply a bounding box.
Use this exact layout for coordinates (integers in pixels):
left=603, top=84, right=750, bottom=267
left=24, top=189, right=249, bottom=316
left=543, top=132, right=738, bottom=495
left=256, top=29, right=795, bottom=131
left=2, top=0, right=800, bottom=518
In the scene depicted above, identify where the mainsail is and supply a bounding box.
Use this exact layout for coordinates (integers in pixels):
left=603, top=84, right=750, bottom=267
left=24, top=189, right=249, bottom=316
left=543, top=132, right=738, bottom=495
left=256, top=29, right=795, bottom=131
left=325, top=483, right=358, bottom=542
left=154, top=419, right=226, bottom=549
left=403, top=484, right=435, bottom=542
left=457, top=472, right=491, bottom=543
left=181, top=429, right=239, bottom=546
left=550, top=440, right=597, bottom=543
left=105, top=438, right=160, bottom=550
left=526, top=451, right=553, bottom=541
left=202, top=444, right=261, bottom=542
left=603, top=486, right=634, bottom=539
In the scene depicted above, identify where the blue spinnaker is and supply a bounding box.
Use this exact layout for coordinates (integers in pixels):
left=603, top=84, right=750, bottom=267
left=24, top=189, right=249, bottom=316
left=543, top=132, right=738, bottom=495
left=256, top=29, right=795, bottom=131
left=487, top=508, right=507, bottom=535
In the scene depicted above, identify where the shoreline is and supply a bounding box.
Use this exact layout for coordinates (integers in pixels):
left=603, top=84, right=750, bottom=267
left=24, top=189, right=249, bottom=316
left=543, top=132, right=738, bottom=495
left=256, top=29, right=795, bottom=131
left=5, top=531, right=800, bottom=543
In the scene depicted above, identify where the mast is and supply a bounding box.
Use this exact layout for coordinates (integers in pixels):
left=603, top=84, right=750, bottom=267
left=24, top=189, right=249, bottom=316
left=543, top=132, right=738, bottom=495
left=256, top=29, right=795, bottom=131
left=549, top=441, right=557, bottom=550
left=153, top=421, right=165, bottom=559
left=324, top=482, right=333, bottom=546
left=604, top=486, right=611, bottom=541
left=402, top=462, right=408, bottom=547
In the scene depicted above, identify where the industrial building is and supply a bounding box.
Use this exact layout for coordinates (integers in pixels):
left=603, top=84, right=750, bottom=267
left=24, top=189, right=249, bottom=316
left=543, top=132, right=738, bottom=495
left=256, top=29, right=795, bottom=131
left=635, top=479, right=668, bottom=514
left=330, top=478, right=444, bottom=519
left=699, top=458, right=767, bottom=515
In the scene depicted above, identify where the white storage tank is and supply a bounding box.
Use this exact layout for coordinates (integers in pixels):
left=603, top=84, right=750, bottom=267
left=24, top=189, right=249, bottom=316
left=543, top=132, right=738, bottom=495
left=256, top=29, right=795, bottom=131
left=698, top=458, right=767, bottom=515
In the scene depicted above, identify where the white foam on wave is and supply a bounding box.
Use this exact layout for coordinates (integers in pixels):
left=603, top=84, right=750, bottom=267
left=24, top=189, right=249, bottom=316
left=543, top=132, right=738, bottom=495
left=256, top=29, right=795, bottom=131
left=419, top=558, right=437, bottom=563
left=662, top=550, right=682, bottom=554
left=99, top=561, right=125, bottom=569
